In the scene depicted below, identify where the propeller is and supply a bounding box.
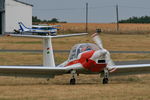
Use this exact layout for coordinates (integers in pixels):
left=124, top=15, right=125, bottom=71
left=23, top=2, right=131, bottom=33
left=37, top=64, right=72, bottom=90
left=91, top=32, right=116, bottom=72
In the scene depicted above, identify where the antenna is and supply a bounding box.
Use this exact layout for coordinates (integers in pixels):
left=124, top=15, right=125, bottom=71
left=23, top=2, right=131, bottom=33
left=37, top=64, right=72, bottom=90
left=86, top=2, right=88, bottom=32
left=116, top=4, right=119, bottom=31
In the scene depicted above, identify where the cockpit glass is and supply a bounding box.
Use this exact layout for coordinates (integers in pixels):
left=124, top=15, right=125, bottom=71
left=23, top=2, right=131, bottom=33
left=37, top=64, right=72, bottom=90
left=68, top=43, right=99, bottom=60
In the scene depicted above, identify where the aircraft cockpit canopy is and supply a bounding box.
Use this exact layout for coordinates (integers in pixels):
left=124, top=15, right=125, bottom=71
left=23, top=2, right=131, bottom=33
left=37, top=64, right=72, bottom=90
left=68, top=43, right=99, bottom=60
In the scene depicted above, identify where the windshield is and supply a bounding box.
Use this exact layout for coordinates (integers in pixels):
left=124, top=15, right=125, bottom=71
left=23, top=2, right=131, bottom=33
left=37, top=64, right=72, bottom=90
left=68, top=43, right=99, bottom=60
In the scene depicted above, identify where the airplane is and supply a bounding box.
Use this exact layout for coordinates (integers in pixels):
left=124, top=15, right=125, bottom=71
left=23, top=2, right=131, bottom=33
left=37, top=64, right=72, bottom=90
left=1, top=32, right=150, bottom=85
left=16, top=22, right=60, bottom=35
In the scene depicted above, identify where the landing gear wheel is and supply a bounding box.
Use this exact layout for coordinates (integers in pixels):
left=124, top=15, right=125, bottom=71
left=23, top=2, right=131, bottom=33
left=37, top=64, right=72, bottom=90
left=103, top=78, right=109, bottom=84
left=70, top=78, right=76, bottom=85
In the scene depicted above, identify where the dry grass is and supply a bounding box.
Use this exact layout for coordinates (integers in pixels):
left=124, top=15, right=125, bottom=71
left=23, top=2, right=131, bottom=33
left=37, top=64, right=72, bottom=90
left=51, top=23, right=150, bottom=34
left=112, top=53, right=150, bottom=61
left=0, top=33, right=150, bottom=65
left=0, top=37, right=42, bottom=50
left=0, top=53, right=42, bottom=65
left=0, top=74, right=149, bottom=100
left=1, top=33, right=150, bottom=51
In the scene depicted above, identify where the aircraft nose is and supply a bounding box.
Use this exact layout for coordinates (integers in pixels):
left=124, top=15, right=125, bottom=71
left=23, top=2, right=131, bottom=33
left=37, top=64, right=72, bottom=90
left=90, top=49, right=107, bottom=61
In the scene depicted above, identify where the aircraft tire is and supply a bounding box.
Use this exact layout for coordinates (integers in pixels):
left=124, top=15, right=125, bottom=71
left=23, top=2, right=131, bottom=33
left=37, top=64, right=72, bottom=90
left=70, top=78, right=76, bottom=85
left=102, top=78, right=109, bottom=84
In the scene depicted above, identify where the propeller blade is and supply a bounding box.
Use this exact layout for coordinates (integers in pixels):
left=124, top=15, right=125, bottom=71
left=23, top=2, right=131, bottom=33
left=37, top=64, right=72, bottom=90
left=105, top=51, right=116, bottom=72
left=91, top=33, right=103, bottom=49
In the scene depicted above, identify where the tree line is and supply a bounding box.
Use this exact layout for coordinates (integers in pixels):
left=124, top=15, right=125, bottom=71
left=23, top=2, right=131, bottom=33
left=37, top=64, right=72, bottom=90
left=32, top=16, right=67, bottom=23
left=119, top=16, right=150, bottom=23
left=33, top=15, right=150, bottom=23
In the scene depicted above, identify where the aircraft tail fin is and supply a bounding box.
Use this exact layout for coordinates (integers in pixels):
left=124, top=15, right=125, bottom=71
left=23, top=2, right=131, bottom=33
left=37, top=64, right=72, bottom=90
left=7, top=33, right=88, bottom=67
left=18, top=22, right=29, bottom=32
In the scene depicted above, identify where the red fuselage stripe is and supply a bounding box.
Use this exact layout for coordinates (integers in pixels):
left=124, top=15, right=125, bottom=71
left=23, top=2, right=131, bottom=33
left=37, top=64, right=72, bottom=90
left=66, top=50, right=107, bottom=72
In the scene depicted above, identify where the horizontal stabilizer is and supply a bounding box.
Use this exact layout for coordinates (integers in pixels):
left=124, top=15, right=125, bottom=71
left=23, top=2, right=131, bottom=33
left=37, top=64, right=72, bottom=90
left=6, top=33, right=88, bottom=38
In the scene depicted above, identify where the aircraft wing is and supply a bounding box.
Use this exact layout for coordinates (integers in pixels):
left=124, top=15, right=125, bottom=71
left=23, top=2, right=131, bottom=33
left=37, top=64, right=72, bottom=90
left=110, top=64, right=150, bottom=76
left=0, top=63, right=83, bottom=78
left=32, top=25, right=61, bottom=28
left=7, top=33, right=88, bottom=38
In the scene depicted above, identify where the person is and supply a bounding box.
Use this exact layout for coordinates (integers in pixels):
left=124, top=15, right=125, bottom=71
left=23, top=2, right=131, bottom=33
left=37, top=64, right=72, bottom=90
left=86, top=46, right=92, bottom=51
left=81, top=46, right=91, bottom=52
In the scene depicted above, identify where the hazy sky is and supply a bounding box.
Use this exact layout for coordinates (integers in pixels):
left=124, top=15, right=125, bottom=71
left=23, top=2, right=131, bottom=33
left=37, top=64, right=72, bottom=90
left=20, top=0, right=150, bottom=23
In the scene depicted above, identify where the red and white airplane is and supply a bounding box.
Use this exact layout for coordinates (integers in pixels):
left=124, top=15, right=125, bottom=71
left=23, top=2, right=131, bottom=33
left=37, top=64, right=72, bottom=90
left=1, top=32, right=150, bottom=85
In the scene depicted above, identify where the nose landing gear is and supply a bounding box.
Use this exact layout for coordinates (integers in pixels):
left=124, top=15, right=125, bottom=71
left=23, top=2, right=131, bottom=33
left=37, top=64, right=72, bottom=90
left=102, top=68, right=109, bottom=84
left=70, top=78, right=76, bottom=85
left=103, top=77, right=109, bottom=84
left=70, top=70, right=76, bottom=85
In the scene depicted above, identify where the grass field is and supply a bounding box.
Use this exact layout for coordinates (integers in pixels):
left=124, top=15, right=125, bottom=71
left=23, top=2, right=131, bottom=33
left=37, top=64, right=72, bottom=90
left=0, top=33, right=150, bottom=65
left=51, top=23, right=150, bottom=34
left=0, top=74, right=149, bottom=100
left=0, top=23, right=150, bottom=100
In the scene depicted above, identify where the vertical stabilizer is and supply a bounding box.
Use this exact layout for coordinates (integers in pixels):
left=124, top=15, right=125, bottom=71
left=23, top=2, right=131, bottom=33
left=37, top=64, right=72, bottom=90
left=43, top=38, right=55, bottom=67
left=18, top=22, right=29, bottom=32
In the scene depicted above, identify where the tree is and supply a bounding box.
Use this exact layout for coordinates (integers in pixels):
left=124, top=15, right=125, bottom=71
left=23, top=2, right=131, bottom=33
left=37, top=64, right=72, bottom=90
left=49, top=18, right=59, bottom=23
left=32, top=16, right=67, bottom=23
left=119, top=16, right=150, bottom=23
left=32, top=16, right=41, bottom=22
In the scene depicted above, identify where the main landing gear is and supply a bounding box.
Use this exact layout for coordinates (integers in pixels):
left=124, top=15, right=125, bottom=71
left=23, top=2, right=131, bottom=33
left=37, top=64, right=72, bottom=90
left=102, top=68, right=109, bottom=84
left=70, top=70, right=76, bottom=85
left=69, top=69, right=109, bottom=85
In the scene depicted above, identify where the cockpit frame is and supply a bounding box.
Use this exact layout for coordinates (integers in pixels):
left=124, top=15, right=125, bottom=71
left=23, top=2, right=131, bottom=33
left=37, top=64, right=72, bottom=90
left=68, top=43, right=99, bottom=60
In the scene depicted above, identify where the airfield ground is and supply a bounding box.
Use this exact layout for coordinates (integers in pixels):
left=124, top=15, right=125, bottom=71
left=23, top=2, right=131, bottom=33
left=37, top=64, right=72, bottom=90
left=0, top=74, right=149, bottom=100
left=0, top=23, right=150, bottom=100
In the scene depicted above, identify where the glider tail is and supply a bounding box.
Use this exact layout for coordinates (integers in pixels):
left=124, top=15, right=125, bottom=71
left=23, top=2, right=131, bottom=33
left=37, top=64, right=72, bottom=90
left=7, top=33, right=88, bottom=67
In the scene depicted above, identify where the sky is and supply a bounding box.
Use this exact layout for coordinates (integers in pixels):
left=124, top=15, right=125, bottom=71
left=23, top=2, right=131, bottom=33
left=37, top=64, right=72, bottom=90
left=20, top=0, right=150, bottom=23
